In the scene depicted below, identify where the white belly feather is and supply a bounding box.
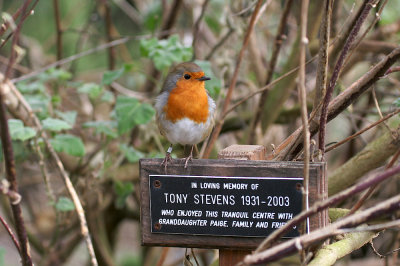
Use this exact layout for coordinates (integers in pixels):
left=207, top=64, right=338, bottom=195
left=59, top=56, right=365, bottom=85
left=155, top=91, right=215, bottom=145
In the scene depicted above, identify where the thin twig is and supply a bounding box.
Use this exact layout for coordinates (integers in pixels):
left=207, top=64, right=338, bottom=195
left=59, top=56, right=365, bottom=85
left=1, top=1, right=33, bottom=265
left=203, top=0, right=264, bottom=158
left=11, top=31, right=173, bottom=83
left=192, top=0, right=210, bottom=60
left=8, top=83, right=98, bottom=265
left=248, top=0, right=293, bottom=144
left=223, top=62, right=304, bottom=117
left=101, top=0, right=116, bottom=70
left=191, top=248, right=200, bottom=266
left=324, top=108, right=400, bottom=154
left=111, top=0, right=141, bottom=24
left=33, top=138, right=56, bottom=203
left=245, top=192, right=400, bottom=264
left=371, top=86, right=391, bottom=132
left=0, top=0, right=38, bottom=49
left=0, top=0, right=32, bottom=37
left=298, top=0, right=310, bottom=241
left=344, top=0, right=388, bottom=70
left=142, top=0, right=182, bottom=93
left=254, top=162, right=400, bottom=252
left=33, top=135, right=62, bottom=246
left=12, top=37, right=128, bottom=83
left=156, top=247, right=169, bottom=266
left=53, top=0, right=63, bottom=63
left=205, top=26, right=234, bottom=60
left=337, top=219, right=400, bottom=234
left=319, top=0, right=378, bottom=156
left=313, top=0, right=332, bottom=110
left=348, top=147, right=400, bottom=215
left=274, top=46, right=400, bottom=161
left=0, top=215, right=21, bottom=255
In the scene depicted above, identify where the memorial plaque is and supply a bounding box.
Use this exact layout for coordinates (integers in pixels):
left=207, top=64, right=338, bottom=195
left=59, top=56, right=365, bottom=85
left=140, top=159, right=326, bottom=249
left=150, top=175, right=304, bottom=237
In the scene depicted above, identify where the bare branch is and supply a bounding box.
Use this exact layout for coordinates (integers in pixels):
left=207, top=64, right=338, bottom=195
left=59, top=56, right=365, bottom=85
left=203, top=0, right=265, bottom=158
left=245, top=192, right=400, bottom=264
left=248, top=0, right=294, bottom=144
left=319, top=0, right=379, bottom=156
left=254, top=161, right=400, bottom=252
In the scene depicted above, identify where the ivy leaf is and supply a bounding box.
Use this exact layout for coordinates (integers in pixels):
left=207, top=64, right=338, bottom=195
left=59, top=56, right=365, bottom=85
left=143, top=2, right=162, bottom=32
left=42, top=118, right=72, bottom=132
left=102, top=68, right=125, bottom=86
left=77, top=83, right=103, bottom=100
left=102, top=63, right=133, bottom=85
left=39, top=68, right=72, bottom=82
left=16, top=81, right=46, bottom=94
left=83, top=121, right=118, bottom=139
left=50, top=134, right=85, bottom=157
left=119, top=143, right=144, bottom=163
left=140, top=35, right=193, bottom=71
left=101, top=90, right=114, bottom=103
left=8, top=119, right=36, bottom=141
left=115, top=96, right=155, bottom=134
left=55, top=110, right=77, bottom=126
left=55, top=196, right=75, bottom=211
left=24, top=94, right=50, bottom=119
left=114, top=180, right=134, bottom=209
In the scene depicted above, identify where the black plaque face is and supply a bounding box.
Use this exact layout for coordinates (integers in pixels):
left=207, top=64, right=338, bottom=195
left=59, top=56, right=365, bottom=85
left=149, top=174, right=304, bottom=238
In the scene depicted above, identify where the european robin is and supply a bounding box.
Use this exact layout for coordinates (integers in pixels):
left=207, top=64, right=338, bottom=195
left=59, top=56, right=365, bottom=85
left=155, top=62, right=216, bottom=168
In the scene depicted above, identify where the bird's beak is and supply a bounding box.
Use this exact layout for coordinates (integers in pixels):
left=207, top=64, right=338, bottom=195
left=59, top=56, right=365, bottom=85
left=197, top=76, right=211, bottom=81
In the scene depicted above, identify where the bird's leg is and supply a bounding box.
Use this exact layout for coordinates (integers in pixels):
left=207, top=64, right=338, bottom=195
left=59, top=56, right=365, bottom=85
left=161, top=144, right=173, bottom=172
left=184, top=145, right=194, bottom=168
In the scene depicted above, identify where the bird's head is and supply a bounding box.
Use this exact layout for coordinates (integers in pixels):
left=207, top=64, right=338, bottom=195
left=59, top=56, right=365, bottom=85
left=161, top=62, right=211, bottom=92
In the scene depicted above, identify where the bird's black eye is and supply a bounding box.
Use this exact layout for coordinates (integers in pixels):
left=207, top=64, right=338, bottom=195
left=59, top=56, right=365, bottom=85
left=184, top=74, right=191, bottom=80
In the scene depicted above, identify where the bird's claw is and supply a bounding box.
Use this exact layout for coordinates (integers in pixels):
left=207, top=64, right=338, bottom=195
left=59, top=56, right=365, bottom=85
left=184, top=153, right=193, bottom=168
left=161, top=153, right=172, bottom=173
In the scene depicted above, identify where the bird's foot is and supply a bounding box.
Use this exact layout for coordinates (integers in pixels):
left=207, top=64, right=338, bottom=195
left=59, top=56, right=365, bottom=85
left=184, top=145, right=195, bottom=168
left=161, top=145, right=173, bottom=173
left=183, top=153, right=193, bottom=168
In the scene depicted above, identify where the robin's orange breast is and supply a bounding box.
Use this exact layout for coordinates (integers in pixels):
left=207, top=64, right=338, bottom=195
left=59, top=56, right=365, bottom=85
left=163, top=80, right=209, bottom=123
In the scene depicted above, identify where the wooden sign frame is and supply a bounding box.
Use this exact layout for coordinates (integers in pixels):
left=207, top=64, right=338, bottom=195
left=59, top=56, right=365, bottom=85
left=140, top=159, right=326, bottom=249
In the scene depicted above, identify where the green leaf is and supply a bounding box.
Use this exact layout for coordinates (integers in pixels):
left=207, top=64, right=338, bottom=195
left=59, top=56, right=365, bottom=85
left=115, top=96, right=155, bottom=134
left=8, top=119, right=36, bottom=141
left=205, top=15, right=221, bottom=34
left=101, top=90, right=114, bottom=103
left=16, top=81, right=46, bottom=94
left=123, top=63, right=134, bottom=72
left=143, top=2, right=162, bottom=32
left=140, top=35, right=193, bottom=71
left=42, top=118, right=72, bottom=132
left=102, top=68, right=125, bottom=85
left=55, top=110, right=77, bottom=126
left=24, top=94, right=50, bottom=119
left=39, top=68, right=72, bottom=82
left=55, top=196, right=75, bottom=211
left=119, top=143, right=144, bottom=163
left=83, top=120, right=118, bottom=139
left=101, top=63, right=133, bottom=85
left=77, top=83, right=103, bottom=100
left=50, top=134, right=85, bottom=157
left=114, top=180, right=134, bottom=209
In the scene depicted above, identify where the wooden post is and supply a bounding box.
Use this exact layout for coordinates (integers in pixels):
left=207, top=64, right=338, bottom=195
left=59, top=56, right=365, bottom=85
left=218, top=145, right=266, bottom=266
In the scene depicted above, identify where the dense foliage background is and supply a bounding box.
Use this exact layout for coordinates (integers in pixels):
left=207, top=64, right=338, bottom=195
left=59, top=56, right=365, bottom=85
left=1, top=0, right=400, bottom=265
